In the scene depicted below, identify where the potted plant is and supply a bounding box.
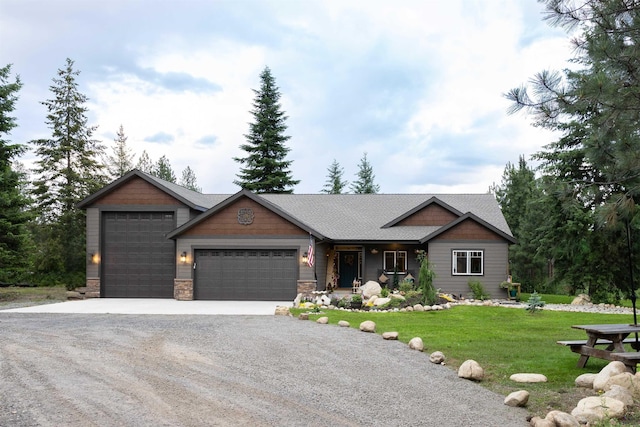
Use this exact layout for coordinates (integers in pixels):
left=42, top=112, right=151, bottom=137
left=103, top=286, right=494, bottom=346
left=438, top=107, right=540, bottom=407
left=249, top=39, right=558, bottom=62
left=500, top=281, right=519, bottom=300
left=350, top=294, right=362, bottom=309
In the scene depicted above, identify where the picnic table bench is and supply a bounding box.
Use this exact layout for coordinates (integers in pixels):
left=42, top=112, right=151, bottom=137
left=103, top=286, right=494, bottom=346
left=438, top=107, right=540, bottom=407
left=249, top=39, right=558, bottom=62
left=557, top=324, right=640, bottom=372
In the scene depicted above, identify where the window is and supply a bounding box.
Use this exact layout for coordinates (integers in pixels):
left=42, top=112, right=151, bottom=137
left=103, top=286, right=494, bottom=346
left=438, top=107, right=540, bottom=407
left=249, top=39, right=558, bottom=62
left=383, top=251, right=407, bottom=273
left=452, top=250, right=483, bottom=275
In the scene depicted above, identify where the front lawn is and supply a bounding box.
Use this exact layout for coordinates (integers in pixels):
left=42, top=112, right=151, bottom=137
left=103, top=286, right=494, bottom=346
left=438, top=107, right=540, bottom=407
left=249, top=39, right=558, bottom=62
left=292, top=305, right=640, bottom=423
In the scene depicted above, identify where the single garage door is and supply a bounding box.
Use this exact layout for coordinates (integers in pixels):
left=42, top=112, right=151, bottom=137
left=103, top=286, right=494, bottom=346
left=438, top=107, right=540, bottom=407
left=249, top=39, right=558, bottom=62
left=102, top=212, right=175, bottom=298
left=194, top=249, right=298, bottom=300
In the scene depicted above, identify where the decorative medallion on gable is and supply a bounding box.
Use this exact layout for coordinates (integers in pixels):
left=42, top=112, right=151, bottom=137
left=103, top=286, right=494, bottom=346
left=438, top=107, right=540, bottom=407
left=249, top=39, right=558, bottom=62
left=237, top=208, right=254, bottom=225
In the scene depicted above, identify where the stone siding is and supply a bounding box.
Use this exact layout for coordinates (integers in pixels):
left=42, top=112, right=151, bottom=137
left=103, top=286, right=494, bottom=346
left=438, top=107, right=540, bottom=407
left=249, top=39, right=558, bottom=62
left=85, top=278, right=100, bottom=298
left=174, top=279, right=194, bottom=300
left=297, top=280, right=317, bottom=297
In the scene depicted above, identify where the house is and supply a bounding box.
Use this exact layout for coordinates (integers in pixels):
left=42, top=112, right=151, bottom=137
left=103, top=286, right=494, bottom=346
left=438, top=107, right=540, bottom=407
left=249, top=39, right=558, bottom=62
left=78, top=170, right=516, bottom=301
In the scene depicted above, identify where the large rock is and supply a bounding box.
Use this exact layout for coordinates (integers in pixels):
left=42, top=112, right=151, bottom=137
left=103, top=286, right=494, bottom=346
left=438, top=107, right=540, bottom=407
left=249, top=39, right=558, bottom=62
left=604, top=372, right=640, bottom=400
left=603, top=385, right=634, bottom=407
left=382, top=331, right=398, bottom=340
left=529, top=417, right=554, bottom=427
left=458, top=359, right=484, bottom=381
left=316, top=316, right=329, bottom=324
left=360, top=281, right=382, bottom=299
left=338, top=320, right=350, bottom=327
left=571, top=294, right=591, bottom=305
left=571, top=396, right=626, bottom=423
left=373, top=297, right=391, bottom=306
left=593, top=361, right=629, bottom=391
left=575, top=373, right=596, bottom=388
left=544, top=410, right=579, bottom=427
left=274, top=306, right=291, bottom=316
left=429, top=351, right=445, bottom=364
left=413, top=304, right=425, bottom=312
left=504, top=390, right=529, bottom=407
left=408, top=337, right=424, bottom=351
left=359, top=320, right=376, bottom=332
left=510, top=373, right=547, bottom=383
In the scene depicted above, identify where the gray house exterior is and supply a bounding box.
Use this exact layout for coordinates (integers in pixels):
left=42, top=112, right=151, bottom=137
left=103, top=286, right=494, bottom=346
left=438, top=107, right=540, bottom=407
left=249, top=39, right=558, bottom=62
left=78, top=170, right=516, bottom=301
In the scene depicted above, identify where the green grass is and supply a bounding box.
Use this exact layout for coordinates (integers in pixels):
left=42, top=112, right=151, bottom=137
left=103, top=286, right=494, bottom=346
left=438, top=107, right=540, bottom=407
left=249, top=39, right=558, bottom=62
left=293, top=305, right=640, bottom=423
left=0, top=285, right=68, bottom=306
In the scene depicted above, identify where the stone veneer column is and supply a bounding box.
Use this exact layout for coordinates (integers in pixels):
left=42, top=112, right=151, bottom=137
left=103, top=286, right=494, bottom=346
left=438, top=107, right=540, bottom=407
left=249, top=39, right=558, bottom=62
left=296, top=280, right=317, bottom=296
left=174, top=279, right=193, bottom=301
left=85, top=278, right=100, bottom=298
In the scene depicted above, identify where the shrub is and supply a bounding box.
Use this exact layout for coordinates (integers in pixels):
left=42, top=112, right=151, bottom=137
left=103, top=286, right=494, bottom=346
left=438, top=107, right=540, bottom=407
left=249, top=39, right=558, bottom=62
left=404, top=290, right=423, bottom=306
left=379, top=297, right=404, bottom=310
left=468, top=280, right=490, bottom=300
left=350, top=294, right=362, bottom=303
left=380, top=286, right=390, bottom=298
left=419, top=257, right=437, bottom=306
left=526, top=291, right=545, bottom=314
left=399, top=280, right=414, bottom=294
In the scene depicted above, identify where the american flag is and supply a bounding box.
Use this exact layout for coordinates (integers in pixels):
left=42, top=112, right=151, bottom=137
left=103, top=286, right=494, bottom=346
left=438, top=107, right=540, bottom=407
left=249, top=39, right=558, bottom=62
left=307, top=234, right=315, bottom=267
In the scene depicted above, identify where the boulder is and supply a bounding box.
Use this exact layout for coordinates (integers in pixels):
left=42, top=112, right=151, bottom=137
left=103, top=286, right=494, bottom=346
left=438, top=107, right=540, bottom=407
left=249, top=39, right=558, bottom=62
left=405, top=306, right=414, bottom=312
left=603, top=385, right=634, bottom=407
left=504, top=390, right=529, bottom=407
left=575, top=373, right=596, bottom=388
left=571, top=294, right=591, bottom=305
left=413, top=304, right=425, bottom=312
left=408, top=337, right=424, bottom=351
left=359, top=320, right=376, bottom=333
left=544, top=410, right=579, bottom=427
left=274, top=306, right=291, bottom=316
left=368, top=295, right=379, bottom=304
left=457, top=359, right=484, bottom=381
left=360, top=281, right=382, bottom=299
left=593, top=361, right=629, bottom=391
left=318, top=295, right=332, bottom=306
left=373, top=297, right=391, bottom=307
left=605, top=372, right=640, bottom=400
left=529, top=416, right=554, bottom=427
left=571, top=396, right=626, bottom=424
left=382, top=331, right=399, bottom=340
left=389, top=293, right=405, bottom=300
left=338, top=320, right=350, bottom=327
left=429, top=351, right=445, bottom=364
left=293, top=293, right=303, bottom=307
left=510, top=373, right=548, bottom=383
left=298, top=313, right=309, bottom=320
left=316, top=316, right=329, bottom=324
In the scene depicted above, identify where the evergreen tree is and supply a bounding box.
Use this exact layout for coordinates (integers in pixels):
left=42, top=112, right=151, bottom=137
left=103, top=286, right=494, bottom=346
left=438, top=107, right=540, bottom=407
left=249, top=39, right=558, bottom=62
left=507, top=0, right=640, bottom=302
left=0, top=64, right=32, bottom=283
left=152, top=155, right=176, bottom=183
left=321, top=159, right=348, bottom=194
left=491, top=156, right=548, bottom=291
left=180, top=166, right=202, bottom=192
left=234, top=66, right=299, bottom=193
left=136, top=150, right=154, bottom=173
left=350, top=152, right=380, bottom=194
left=105, top=124, right=134, bottom=179
left=30, top=58, right=105, bottom=287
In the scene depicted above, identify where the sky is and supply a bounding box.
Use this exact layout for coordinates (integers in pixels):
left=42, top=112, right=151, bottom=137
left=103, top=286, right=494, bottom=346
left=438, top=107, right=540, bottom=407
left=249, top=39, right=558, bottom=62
left=0, top=0, right=575, bottom=195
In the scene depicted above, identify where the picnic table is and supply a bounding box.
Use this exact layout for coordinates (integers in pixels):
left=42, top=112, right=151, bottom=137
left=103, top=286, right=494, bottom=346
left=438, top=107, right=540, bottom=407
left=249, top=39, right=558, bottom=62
left=558, top=324, right=640, bottom=372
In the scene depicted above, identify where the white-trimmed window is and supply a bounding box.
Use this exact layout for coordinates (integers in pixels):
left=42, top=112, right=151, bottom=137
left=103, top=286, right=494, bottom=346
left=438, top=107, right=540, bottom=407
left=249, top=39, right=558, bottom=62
left=384, top=251, right=407, bottom=273
left=452, top=250, right=483, bottom=275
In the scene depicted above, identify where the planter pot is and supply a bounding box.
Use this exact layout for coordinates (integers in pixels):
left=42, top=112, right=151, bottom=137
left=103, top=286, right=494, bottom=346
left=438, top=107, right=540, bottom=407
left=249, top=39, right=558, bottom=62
left=509, top=289, right=518, bottom=298
left=350, top=301, right=362, bottom=309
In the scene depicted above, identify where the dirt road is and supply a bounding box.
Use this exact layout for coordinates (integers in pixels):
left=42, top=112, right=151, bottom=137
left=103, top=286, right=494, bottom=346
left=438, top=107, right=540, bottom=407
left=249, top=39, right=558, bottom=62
left=0, top=313, right=528, bottom=426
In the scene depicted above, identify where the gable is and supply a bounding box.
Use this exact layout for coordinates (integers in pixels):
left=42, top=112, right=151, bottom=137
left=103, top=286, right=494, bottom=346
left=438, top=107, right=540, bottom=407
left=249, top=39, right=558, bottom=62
left=396, top=203, right=459, bottom=226
left=431, top=218, right=506, bottom=241
left=87, top=176, right=185, bottom=207
left=182, top=197, right=307, bottom=236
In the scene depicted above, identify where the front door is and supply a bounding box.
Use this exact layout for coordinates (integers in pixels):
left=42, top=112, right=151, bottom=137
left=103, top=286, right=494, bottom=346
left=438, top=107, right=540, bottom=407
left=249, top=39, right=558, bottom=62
left=338, top=251, right=360, bottom=288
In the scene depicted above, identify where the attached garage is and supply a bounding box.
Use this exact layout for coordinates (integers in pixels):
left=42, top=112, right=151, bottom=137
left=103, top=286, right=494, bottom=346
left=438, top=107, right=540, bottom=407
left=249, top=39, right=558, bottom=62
left=102, top=212, right=176, bottom=298
left=194, top=249, right=298, bottom=300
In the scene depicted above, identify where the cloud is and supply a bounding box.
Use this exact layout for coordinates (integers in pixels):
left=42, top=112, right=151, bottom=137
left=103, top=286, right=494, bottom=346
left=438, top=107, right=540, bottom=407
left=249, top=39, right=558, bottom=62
left=144, top=132, right=174, bottom=144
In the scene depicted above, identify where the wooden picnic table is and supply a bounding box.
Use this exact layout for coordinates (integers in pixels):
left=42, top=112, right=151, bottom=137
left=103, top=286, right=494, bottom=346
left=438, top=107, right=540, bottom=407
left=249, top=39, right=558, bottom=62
left=558, top=324, right=640, bottom=371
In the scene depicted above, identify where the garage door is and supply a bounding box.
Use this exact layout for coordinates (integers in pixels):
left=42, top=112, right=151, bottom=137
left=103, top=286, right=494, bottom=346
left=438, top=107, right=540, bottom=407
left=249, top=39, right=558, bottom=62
left=102, top=212, right=175, bottom=298
left=194, top=249, right=298, bottom=300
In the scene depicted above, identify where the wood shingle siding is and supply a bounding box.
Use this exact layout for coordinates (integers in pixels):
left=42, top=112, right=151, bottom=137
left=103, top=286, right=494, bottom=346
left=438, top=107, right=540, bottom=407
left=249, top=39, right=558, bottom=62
left=181, top=198, right=307, bottom=236
left=91, top=177, right=183, bottom=206
left=433, top=218, right=504, bottom=241
left=396, top=203, right=458, bottom=226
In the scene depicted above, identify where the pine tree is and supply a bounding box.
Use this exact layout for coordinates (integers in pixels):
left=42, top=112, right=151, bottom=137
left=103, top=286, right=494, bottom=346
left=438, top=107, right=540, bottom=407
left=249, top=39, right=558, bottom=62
left=234, top=66, right=299, bottom=193
left=136, top=150, right=154, bottom=173
left=30, top=58, right=105, bottom=287
left=0, top=64, right=32, bottom=284
left=180, top=166, right=202, bottom=192
left=350, top=152, right=380, bottom=194
left=105, top=124, right=134, bottom=179
left=153, top=155, right=176, bottom=183
left=321, top=159, right=348, bottom=194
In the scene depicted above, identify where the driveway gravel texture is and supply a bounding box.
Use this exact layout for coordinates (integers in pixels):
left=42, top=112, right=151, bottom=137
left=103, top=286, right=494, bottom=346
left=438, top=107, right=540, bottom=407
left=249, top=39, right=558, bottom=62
left=0, top=313, right=528, bottom=426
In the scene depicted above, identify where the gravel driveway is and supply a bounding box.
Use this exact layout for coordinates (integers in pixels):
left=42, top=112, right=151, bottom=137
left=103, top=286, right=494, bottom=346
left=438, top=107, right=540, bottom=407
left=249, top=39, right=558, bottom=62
left=0, top=313, right=528, bottom=426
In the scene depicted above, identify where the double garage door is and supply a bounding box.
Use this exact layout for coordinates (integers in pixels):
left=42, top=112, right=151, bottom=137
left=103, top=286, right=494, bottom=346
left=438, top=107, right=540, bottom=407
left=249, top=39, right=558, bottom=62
left=102, top=212, right=175, bottom=298
left=194, top=249, right=298, bottom=300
